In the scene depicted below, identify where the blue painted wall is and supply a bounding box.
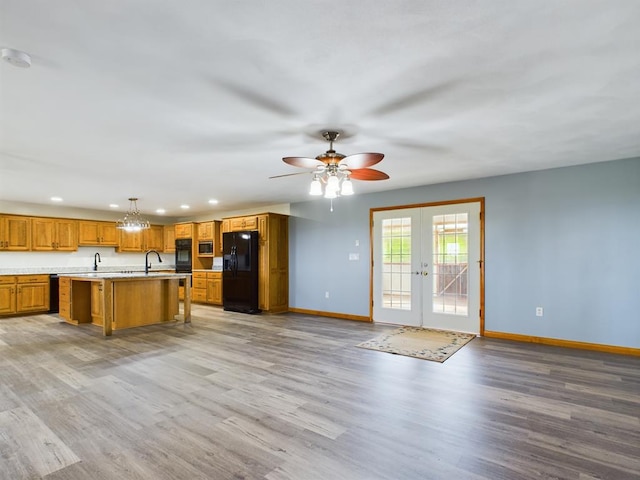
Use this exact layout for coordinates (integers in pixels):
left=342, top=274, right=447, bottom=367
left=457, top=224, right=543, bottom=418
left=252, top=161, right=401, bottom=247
left=289, top=157, right=640, bottom=348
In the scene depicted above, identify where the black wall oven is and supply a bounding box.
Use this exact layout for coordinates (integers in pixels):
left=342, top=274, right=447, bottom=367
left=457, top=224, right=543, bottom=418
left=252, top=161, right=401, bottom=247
left=175, top=238, right=192, bottom=273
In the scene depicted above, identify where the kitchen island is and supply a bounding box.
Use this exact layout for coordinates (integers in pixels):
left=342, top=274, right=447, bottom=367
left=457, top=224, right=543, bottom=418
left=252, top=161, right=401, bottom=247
left=58, top=272, right=191, bottom=336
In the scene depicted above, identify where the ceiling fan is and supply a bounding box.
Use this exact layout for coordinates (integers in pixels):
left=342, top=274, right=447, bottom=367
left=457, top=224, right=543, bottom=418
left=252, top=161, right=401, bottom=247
left=273, top=131, right=389, bottom=198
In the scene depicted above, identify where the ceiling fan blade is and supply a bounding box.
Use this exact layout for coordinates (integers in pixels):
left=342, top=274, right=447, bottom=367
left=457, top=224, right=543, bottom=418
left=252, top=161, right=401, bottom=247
left=340, top=152, right=384, bottom=169
left=283, top=156, right=324, bottom=169
left=349, top=168, right=390, bottom=181
left=210, top=78, right=296, bottom=116
left=268, top=171, right=310, bottom=179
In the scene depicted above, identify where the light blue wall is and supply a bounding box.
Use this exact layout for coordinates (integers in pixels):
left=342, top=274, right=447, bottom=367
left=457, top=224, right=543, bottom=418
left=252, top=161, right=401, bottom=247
left=289, top=157, right=640, bottom=349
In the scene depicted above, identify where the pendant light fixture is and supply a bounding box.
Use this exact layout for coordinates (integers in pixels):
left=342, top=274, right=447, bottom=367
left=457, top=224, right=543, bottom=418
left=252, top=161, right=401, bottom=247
left=116, top=198, right=150, bottom=232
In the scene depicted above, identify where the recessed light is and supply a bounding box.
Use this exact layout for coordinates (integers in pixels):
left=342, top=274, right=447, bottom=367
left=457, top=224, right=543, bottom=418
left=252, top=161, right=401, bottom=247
left=50, top=196, right=63, bottom=202
left=156, top=208, right=166, bottom=214
left=109, top=204, right=119, bottom=208
left=180, top=205, right=190, bottom=209
left=208, top=199, right=219, bottom=205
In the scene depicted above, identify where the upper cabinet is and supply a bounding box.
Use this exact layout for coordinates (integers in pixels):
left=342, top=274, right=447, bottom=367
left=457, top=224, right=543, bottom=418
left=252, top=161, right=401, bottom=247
left=144, top=225, right=164, bottom=251
left=163, top=225, right=176, bottom=253
left=31, top=218, right=78, bottom=251
left=78, top=221, right=118, bottom=246
left=0, top=215, right=31, bottom=251
left=224, top=215, right=258, bottom=232
left=117, top=225, right=164, bottom=252
left=197, top=221, right=214, bottom=241
left=175, top=223, right=193, bottom=239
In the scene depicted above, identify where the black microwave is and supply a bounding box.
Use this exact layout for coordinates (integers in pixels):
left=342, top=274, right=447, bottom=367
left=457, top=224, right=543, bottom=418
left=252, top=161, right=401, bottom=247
left=198, top=241, right=214, bottom=255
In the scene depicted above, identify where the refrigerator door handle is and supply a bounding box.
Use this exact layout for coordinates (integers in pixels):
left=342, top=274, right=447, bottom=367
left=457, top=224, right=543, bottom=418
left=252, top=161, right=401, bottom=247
left=231, top=246, right=238, bottom=276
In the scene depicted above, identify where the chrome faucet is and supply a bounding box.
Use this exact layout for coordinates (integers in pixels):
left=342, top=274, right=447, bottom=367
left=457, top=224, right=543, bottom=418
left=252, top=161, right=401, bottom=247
left=93, top=252, right=101, bottom=271
left=145, top=250, right=162, bottom=274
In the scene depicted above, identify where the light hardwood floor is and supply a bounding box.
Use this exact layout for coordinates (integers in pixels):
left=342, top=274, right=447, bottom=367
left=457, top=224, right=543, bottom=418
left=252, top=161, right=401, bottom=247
left=1, top=305, right=639, bottom=480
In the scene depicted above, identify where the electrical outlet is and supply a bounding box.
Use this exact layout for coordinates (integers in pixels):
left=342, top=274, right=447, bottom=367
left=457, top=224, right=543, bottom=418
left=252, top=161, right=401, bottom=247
left=325, top=291, right=330, bottom=299
left=536, top=307, right=543, bottom=317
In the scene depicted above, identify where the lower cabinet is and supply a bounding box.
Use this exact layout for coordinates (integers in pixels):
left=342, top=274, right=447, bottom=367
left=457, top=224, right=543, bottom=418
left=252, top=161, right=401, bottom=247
left=59, top=277, right=71, bottom=321
left=0, top=275, right=50, bottom=315
left=0, top=277, right=16, bottom=315
left=192, top=271, right=222, bottom=306
left=207, top=272, right=222, bottom=305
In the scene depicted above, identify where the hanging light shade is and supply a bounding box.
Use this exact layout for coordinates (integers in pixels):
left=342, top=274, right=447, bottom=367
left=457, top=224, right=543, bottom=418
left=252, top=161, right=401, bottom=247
left=309, top=175, right=323, bottom=196
left=340, top=177, right=354, bottom=195
left=116, top=197, right=150, bottom=232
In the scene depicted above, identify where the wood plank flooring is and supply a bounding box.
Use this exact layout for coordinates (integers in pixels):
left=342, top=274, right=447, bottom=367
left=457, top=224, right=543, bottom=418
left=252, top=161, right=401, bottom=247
left=1, top=305, right=639, bottom=479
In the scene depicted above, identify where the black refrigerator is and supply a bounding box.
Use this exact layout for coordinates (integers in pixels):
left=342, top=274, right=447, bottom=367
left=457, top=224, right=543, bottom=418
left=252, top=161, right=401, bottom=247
left=222, top=231, right=261, bottom=314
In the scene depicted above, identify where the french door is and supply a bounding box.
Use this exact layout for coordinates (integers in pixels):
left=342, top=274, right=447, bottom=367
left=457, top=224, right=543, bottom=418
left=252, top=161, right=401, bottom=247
left=372, top=200, right=482, bottom=334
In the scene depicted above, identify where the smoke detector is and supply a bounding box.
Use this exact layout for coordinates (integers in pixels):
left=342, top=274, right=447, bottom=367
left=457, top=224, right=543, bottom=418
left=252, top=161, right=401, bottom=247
left=1, top=48, right=31, bottom=68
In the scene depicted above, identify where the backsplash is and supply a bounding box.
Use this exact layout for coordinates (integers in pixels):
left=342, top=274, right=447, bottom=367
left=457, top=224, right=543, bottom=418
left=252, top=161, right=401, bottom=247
left=0, top=246, right=174, bottom=274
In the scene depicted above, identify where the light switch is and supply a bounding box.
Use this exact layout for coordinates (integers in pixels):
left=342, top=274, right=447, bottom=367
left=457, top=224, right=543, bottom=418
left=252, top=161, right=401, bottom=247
left=349, top=253, right=359, bottom=261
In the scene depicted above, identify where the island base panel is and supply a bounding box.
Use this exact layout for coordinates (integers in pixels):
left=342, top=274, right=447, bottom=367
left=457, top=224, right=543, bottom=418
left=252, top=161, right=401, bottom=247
left=113, top=279, right=179, bottom=330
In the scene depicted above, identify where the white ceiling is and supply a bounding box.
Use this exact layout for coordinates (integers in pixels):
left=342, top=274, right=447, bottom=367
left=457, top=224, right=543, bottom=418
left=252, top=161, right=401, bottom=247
left=1, top=1, right=639, bottom=217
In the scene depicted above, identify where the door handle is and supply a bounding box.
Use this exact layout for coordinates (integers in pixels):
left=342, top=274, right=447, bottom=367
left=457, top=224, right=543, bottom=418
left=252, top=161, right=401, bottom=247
left=423, top=271, right=429, bottom=276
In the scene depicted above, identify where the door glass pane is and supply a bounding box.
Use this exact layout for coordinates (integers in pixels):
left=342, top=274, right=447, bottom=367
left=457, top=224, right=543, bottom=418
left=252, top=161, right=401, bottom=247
left=432, top=213, right=468, bottom=315
left=381, top=217, right=412, bottom=310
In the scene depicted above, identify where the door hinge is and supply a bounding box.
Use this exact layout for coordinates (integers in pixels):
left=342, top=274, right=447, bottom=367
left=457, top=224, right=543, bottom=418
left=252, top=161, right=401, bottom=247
left=479, top=308, right=482, bottom=317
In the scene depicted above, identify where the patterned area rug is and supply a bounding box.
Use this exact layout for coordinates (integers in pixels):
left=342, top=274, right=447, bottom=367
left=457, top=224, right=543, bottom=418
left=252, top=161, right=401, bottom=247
left=356, top=326, right=476, bottom=363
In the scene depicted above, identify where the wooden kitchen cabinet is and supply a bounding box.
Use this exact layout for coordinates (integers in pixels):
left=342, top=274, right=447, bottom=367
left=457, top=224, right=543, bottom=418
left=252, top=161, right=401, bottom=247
left=78, top=221, right=118, bottom=246
left=0, top=277, right=16, bottom=315
left=117, top=225, right=164, bottom=252
left=163, top=225, right=175, bottom=253
left=207, top=272, right=222, bottom=305
left=192, top=271, right=222, bottom=305
left=221, top=212, right=288, bottom=312
left=0, top=215, right=31, bottom=251
left=31, top=217, right=78, bottom=251
left=0, top=275, right=50, bottom=315
left=197, top=222, right=214, bottom=240
left=117, top=229, right=142, bottom=252
left=143, top=225, right=164, bottom=251
left=175, top=223, right=193, bottom=239
left=192, top=271, right=208, bottom=303
left=257, top=213, right=289, bottom=313
left=223, top=215, right=258, bottom=232
left=196, top=221, right=221, bottom=257
left=16, top=275, right=50, bottom=312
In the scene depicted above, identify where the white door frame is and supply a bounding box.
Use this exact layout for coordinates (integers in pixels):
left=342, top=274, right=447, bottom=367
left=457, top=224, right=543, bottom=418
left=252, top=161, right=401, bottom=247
left=370, top=197, right=485, bottom=335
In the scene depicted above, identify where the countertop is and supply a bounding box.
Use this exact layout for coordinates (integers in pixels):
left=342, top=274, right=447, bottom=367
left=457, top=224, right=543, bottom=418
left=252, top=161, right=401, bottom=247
left=58, top=272, right=190, bottom=280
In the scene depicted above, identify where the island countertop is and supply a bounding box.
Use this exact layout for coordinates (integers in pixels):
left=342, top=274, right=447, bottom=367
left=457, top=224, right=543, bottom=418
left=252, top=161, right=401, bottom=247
left=58, top=272, right=191, bottom=336
left=58, top=272, right=189, bottom=280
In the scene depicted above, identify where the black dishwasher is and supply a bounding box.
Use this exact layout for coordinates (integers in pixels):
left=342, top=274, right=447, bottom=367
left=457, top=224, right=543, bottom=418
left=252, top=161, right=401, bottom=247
left=49, top=274, right=59, bottom=313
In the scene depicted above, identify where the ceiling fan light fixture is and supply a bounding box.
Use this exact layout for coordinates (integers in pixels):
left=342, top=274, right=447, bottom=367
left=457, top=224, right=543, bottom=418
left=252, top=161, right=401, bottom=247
left=309, top=176, right=323, bottom=196
left=340, top=178, right=354, bottom=196
left=285, top=129, right=387, bottom=208
left=326, top=174, right=340, bottom=191
left=324, top=188, right=337, bottom=199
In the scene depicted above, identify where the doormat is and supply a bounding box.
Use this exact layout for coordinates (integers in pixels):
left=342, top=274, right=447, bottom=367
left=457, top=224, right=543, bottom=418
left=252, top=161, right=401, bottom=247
left=356, top=326, right=476, bottom=363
